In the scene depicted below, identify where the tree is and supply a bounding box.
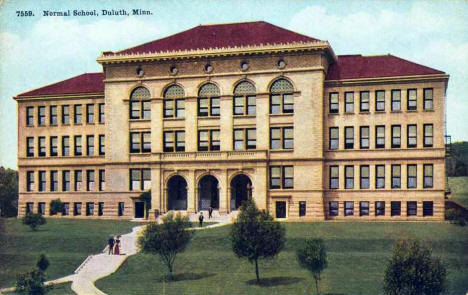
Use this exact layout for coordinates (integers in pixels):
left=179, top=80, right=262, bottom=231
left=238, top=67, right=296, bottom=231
left=230, top=198, right=285, bottom=283
left=15, top=268, right=51, bottom=295
left=137, top=212, right=194, bottom=278
left=297, top=238, right=328, bottom=295
left=36, top=254, right=50, bottom=272
left=49, top=199, right=63, bottom=215
left=0, top=167, right=18, bottom=217
left=383, top=240, right=447, bottom=295
left=22, top=213, right=46, bottom=231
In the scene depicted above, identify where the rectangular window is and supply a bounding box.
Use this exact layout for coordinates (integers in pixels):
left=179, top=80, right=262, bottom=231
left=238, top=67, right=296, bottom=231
left=26, top=107, right=34, bottom=126
left=375, top=90, right=385, bottom=111
left=143, top=132, right=151, bottom=153
left=423, top=201, right=433, bottom=216
left=50, top=137, right=58, bottom=157
left=424, top=124, right=433, bottom=147
left=210, top=98, right=220, bottom=116
left=423, top=88, right=433, bottom=110
left=62, top=136, right=70, bottom=156
left=74, top=136, right=82, bottom=156
left=269, top=166, right=293, bottom=189
left=38, top=137, right=46, bottom=157
left=99, top=103, right=105, bottom=123
left=407, top=89, right=417, bottom=110
left=391, top=201, right=401, bottom=216
left=27, top=171, right=35, bottom=191
left=86, top=135, right=94, bottom=156
left=38, top=106, right=46, bottom=126
left=198, top=98, right=209, bottom=116
left=86, top=202, right=94, bottom=216
left=329, top=201, right=338, bottom=216
left=210, top=130, right=220, bottom=151
left=375, top=201, right=385, bottom=216
left=74, top=202, right=82, bottom=216
left=26, top=202, right=34, bottom=214
left=360, top=165, right=370, bottom=189
left=423, top=164, right=433, bottom=188
left=142, top=101, right=151, bottom=119
left=376, top=165, right=385, bottom=189
left=74, top=105, right=82, bottom=124
left=391, top=125, right=401, bottom=148
left=345, top=166, right=354, bottom=189
left=175, top=100, right=185, bottom=117
left=176, top=131, right=185, bottom=152
left=38, top=171, right=46, bottom=192
left=391, top=165, right=401, bottom=188
left=247, top=129, right=257, bottom=150
left=345, top=92, right=354, bottom=113
left=344, top=201, right=354, bottom=216
left=130, top=132, right=140, bottom=153
left=391, top=90, right=401, bottom=111
left=99, top=170, right=105, bottom=191
left=407, top=165, right=417, bottom=188
left=197, top=130, right=220, bottom=151
left=233, top=96, right=256, bottom=116
left=283, top=94, right=294, bottom=113
left=130, top=132, right=151, bottom=153
left=360, top=126, right=369, bottom=149
left=130, top=101, right=140, bottom=119
left=407, top=125, right=417, bottom=148
left=233, top=96, right=245, bottom=115
left=360, top=91, right=369, bottom=112
left=26, top=137, right=34, bottom=157
left=164, top=131, right=185, bottom=152
left=233, top=129, right=256, bottom=150
left=87, top=170, right=95, bottom=191
left=50, top=171, right=58, bottom=192
left=75, top=170, right=82, bottom=191
left=98, top=202, right=104, bottom=216
left=62, top=105, right=70, bottom=124
left=62, top=171, right=70, bottom=192
left=270, top=127, right=293, bottom=150
left=299, top=201, right=306, bottom=217
left=86, top=104, right=94, bottom=124
left=407, top=201, right=417, bottom=216
left=118, top=202, right=124, bottom=216
left=38, top=202, right=45, bottom=215
left=130, top=169, right=151, bottom=191
left=360, top=201, right=369, bottom=216
left=376, top=126, right=385, bottom=148
left=329, top=166, right=339, bottom=189
left=50, top=106, right=58, bottom=125
left=62, top=203, right=70, bottom=216
left=345, top=126, right=354, bottom=149
left=329, top=127, right=339, bottom=150
left=99, top=135, right=105, bottom=155
left=329, top=92, right=339, bottom=113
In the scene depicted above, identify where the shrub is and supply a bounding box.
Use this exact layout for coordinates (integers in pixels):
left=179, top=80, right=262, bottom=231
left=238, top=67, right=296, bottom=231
left=297, top=238, right=328, bottom=295
left=22, top=213, right=46, bottom=231
left=446, top=208, right=467, bottom=226
left=49, top=199, right=63, bottom=215
left=15, top=268, right=52, bottom=295
left=36, top=254, right=49, bottom=272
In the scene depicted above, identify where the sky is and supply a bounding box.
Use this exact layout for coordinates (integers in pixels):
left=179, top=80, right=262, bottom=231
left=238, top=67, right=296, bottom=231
left=1, top=0, right=467, bottom=169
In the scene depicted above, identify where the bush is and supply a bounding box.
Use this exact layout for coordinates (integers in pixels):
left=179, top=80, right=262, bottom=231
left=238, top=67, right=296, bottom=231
left=49, top=199, right=63, bottom=215
left=22, top=213, right=46, bottom=231
left=36, top=254, right=49, bottom=272
left=297, top=238, right=328, bottom=295
left=15, top=268, right=51, bottom=295
left=446, top=208, right=467, bottom=226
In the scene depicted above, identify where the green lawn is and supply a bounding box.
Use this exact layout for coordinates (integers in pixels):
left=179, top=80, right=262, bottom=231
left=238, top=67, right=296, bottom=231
left=4, top=282, right=75, bottom=295
left=0, top=218, right=141, bottom=288
left=449, top=176, right=468, bottom=208
left=96, top=222, right=468, bottom=295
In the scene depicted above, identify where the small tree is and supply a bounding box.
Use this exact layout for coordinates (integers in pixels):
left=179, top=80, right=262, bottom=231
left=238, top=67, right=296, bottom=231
left=230, top=198, right=285, bottom=283
left=15, top=268, right=51, bottom=295
left=383, top=240, right=447, bottom=295
left=22, top=213, right=46, bottom=231
left=36, top=254, right=49, bottom=272
left=49, top=199, right=63, bottom=215
left=297, top=238, right=328, bottom=295
left=137, top=212, right=193, bottom=278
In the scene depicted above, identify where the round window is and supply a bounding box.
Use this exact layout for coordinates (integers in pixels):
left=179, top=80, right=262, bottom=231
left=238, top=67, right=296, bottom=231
left=277, top=59, right=286, bottom=69
left=136, top=67, right=144, bottom=77
left=240, top=61, right=249, bottom=71
left=170, top=66, right=178, bottom=75
left=204, top=64, right=213, bottom=73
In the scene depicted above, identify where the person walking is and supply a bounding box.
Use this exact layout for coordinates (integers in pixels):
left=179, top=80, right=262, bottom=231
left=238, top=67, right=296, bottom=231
left=113, top=235, right=121, bottom=255
left=199, top=211, right=204, bottom=227
left=107, top=235, right=115, bottom=255
left=208, top=206, right=213, bottom=219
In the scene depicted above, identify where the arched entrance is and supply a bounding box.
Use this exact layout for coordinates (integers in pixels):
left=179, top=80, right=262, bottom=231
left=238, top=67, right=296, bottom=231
left=198, top=175, right=219, bottom=210
left=230, top=174, right=252, bottom=211
left=167, top=176, right=187, bottom=210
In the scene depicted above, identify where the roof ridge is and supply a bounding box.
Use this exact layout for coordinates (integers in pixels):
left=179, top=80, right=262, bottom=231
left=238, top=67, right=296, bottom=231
left=199, top=20, right=264, bottom=26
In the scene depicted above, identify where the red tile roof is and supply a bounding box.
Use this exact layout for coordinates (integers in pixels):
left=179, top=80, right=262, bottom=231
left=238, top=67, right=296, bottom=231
left=110, top=21, right=320, bottom=55
left=16, top=73, right=104, bottom=97
left=326, top=54, right=444, bottom=80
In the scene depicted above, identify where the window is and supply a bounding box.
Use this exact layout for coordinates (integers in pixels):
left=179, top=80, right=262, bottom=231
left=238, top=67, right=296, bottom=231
left=407, top=125, right=417, bottom=148
left=130, top=132, right=151, bottom=153
left=62, top=171, right=70, bottom=192
left=407, top=165, right=417, bottom=188
left=423, top=201, right=433, bottom=216
left=344, top=201, right=354, bottom=216
left=38, top=202, right=45, bottom=215
left=233, top=129, right=256, bottom=150
left=391, top=201, right=401, bottom=216
left=376, top=126, right=385, bottom=148
left=407, top=89, right=417, bottom=110
left=130, top=87, right=151, bottom=119
left=270, top=79, right=294, bottom=114
left=164, top=131, right=185, bottom=152
left=360, top=201, right=369, bottom=216
left=329, top=127, right=339, bottom=150
left=62, top=105, right=70, bottom=124
left=345, top=127, right=354, bottom=149
left=270, top=127, right=293, bottom=149
left=391, top=125, right=401, bottom=148
left=329, top=201, right=338, bottom=216
left=198, top=83, right=220, bottom=117
left=424, top=124, right=433, bottom=147
left=38, top=106, right=46, bottom=126
left=75, top=170, right=82, bottom=191
left=27, top=171, right=35, bottom=191
left=74, top=105, right=82, bottom=124
left=198, top=130, right=220, bottom=151
left=62, top=203, right=70, bottom=216
left=375, top=90, right=385, bottom=111
left=86, top=104, right=94, bottom=123
left=329, top=166, right=339, bottom=189
left=99, top=135, right=105, bottom=155
left=72, top=135, right=80, bottom=156
left=118, top=202, right=124, bottom=216
left=86, top=136, right=94, bottom=156
left=26, top=137, right=34, bottom=157
left=360, top=126, right=369, bottom=149
left=98, top=202, right=104, bottom=216
left=130, top=169, right=151, bottom=190
left=74, top=202, right=82, bottom=216
left=269, top=166, right=293, bottom=189
left=345, top=166, right=354, bottom=189
left=98, top=103, right=105, bottom=123
left=329, top=92, right=338, bottom=113
left=345, top=92, right=354, bottom=113
left=375, top=201, right=385, bottom=216
left=423, top=88, right=433, bottom=110
left=38, top=137, right=46, bottom=157
left=299, top=201, right=306, bottom=217
left=50, top=171, right=58, bottom=191
left=99, top=170, right=105, bottom=191
left=376, top=165, right=385, bottom=189
left=26, top=107, right=34, bottom=126
left=407, top=201, right=417, bottom=216
left=86, top=202, right=94, bottom=216
left=62, top=136, right=70, bottom=156
left=38, top=171, right=46, bottom=192
left=360, top=165, right=370, bottom=189
left=164, top=85, right=185, bottom=118
left=48, top=106, right=58, bottom=126
left=391, top=165, right=401, bottom=188
left=26, top=203, right=34, bottom=214
left=87, top=170, right=95, bottom=191
left=233, top=81, right=256, bottom=115
left=360, top=91, right=369, bottom=112
left=423, top=164, right=433, bottom=188
left=50, top=137, right=58, bottom=157
left=391, top=90, right=401, bottom=111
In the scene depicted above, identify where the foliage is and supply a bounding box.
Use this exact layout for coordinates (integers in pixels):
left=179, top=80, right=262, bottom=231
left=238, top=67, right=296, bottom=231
left=297, top=238, right=328, bottom=295
left=22, top=213, right=46, bottom=231
left=383, top=240, right=447, bottom=295
left=15, top=268, right=52, bottom=295
left=49, top=199, right=63, bottom=215
left=445, top=208, right=467, bottom=226
left=36, top=254, right=50, bottom=272
left=230, top=197, right=285, bottom=283
left=0, top=166, right=18, bottom=217
left=446, top=141, right=468, bottom=176
left=137, top=212, right=193, bottom=278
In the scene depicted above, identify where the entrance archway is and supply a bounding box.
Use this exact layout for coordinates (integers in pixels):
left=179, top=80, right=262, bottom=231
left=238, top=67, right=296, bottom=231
left=167, top=176, right=187, bottom=210
left=198, top=175, right=219, bottom=210
left=230, top=174, right=252, bottom=210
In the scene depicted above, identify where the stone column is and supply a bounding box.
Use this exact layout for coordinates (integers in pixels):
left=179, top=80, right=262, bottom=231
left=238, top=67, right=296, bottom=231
left=256, top=94, right=269, bottom=150
left=185, top=98, right=198, bottom=152
left=220, top=96, right=233, bottom=151
left=187, top=170, right=196, bottom=213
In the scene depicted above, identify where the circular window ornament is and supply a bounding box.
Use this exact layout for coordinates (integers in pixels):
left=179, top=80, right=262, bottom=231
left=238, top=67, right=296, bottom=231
left=240, top=61, right=249, bottom=71
left=169, top=66, right=178, bottom=75
left=204, top=63, right=213, bottom=73
left=136, top=67, right=144, bottom=77
left=277, top=59, right=286, bottom=69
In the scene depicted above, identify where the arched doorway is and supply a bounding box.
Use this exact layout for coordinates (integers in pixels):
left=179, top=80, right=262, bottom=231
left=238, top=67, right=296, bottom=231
left=230, top=174, right=252, bottom=211
left=198, top=175, right=219, bottom=210
left=167, top=176, right=187, bottom=211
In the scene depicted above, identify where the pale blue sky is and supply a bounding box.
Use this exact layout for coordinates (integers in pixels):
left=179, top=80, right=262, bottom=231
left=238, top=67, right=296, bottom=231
left=1, top=0, right=467, bottom=169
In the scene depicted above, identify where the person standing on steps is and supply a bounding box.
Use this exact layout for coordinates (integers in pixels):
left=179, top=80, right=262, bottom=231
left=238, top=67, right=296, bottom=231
left=107, top=235, right=115, bottom=255
left=208, top=206, right=213, bottom=219
left=199, top=211, right=204, bottom=227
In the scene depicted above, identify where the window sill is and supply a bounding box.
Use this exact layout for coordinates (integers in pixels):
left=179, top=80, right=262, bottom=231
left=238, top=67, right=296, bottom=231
left=375, top=110, right=386, bottom=113
left=343, top=112, right=354, bottom=115
left=359, top=111, right=370, bottom=114
left=233, top=115, right=256, bottom=118
left=163, top=117, right=185, bottom=121
left=269, top=149, right=294, bottom=152
left=423, top=109, right=435, bottom=112
left=328, top=112, right=339, bottom=115
left=129, top=118, right=151, bottom=122
left=198, top=116, right=220, bottom=120
left=407, top=109, right=418, bottom=112
left=269, top=113, right=294, bottom=117
left=390, top=110, right=402, bottom=113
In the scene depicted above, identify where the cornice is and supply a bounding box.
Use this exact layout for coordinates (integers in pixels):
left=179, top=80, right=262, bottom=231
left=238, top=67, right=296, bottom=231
left=14, top=92, right=104, bottom=102
left=325, top=74, right=449, bottom=87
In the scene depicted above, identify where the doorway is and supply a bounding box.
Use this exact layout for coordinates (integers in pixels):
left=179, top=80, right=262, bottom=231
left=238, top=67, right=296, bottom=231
left=134, top=201, right=145, bottom=218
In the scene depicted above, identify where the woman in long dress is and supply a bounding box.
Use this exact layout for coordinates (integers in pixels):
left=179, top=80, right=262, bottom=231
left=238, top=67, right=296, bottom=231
left=113, top=235, right=120, bottom=255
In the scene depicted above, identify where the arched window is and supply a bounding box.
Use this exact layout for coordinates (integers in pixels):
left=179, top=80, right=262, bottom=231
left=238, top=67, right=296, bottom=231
left=198, top=83, right=220, bottom=117
left=129, top=87, right=151, bottom=119
left=233, top=81, right=256, bottom=116
left=163, top=85, right=185, bottom=118
left=270, top=78, right=294, bottom=114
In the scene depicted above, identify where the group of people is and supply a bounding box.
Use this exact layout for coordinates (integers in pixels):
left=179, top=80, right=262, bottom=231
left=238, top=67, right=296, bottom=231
left=106, top=235, right=122, bottom=255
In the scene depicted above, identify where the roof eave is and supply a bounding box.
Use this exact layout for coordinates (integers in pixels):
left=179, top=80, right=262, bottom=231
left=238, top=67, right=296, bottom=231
left=14, top=92, right=104, bottom=101
left=325, top=73, right=449, bottom=85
